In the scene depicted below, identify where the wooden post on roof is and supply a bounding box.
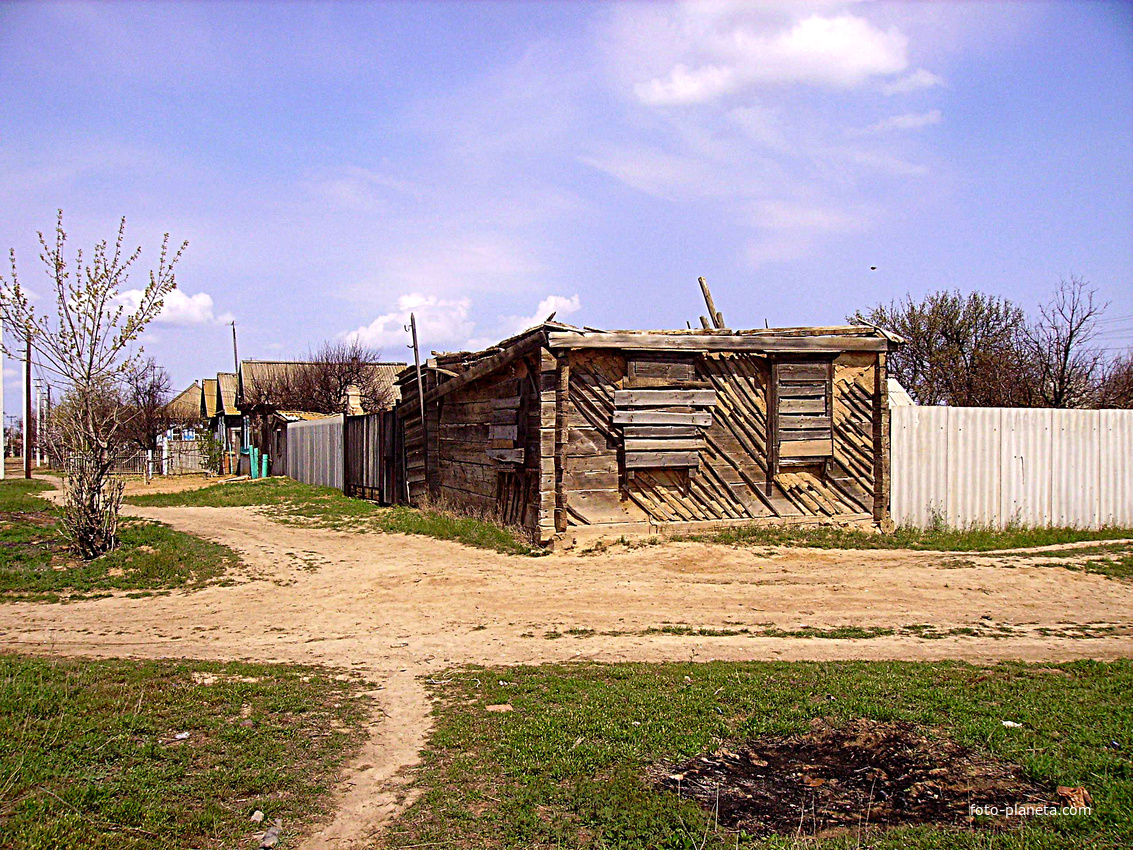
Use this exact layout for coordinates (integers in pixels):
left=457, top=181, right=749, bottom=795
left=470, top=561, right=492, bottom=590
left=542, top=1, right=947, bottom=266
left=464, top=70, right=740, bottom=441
left=698, top=276, right=725, bottom=329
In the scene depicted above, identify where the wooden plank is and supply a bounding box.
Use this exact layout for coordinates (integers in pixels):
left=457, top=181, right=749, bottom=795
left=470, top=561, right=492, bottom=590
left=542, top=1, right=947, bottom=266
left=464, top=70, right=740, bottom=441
left=766, top=361, right=779, bottom=495
left=773, top=428, right=829, bottom=442
left=611, top=410, right=712, bottom=426
left=779, top=415, right=832, bottom=431
left=489, top=424, right=518, bottom=441
left=622, top=425, right=698, bottom=439
left=424, top=333, right=543, bottom=403
left=548, top=332, right=886, bottom=353
left=487, top=448, right=525, bottom=464
left=613, top=389, right=717, bottom=407
left=777, top=383, right=826, bottom=398
left=625, top=451, right=701, bottom=469
left=491, top=396, right=521, bottom=410
left=625, top=377, right=711, bottom=389
left=779, top=397, right=826, bottom=414
left=779, top=360, right=833, bottom=380
left=779, top=439, right=833, bottom=458
left=629, top=359, right=696, bottom=380
left=488, top=408, right=517, bottom=425
left=555, top=356, right=570, bottom=533
left=624, top=438, right=704, bottom=452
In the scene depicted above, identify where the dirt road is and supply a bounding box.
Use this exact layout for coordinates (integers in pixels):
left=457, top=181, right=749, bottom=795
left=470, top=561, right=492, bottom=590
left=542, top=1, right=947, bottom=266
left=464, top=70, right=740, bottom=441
left=1, top=498, right=1131, bottom=848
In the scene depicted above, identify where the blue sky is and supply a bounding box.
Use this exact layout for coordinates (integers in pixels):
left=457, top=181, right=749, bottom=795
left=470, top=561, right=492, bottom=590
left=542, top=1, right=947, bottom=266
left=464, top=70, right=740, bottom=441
left=1, top=0, right=1131, bottom=405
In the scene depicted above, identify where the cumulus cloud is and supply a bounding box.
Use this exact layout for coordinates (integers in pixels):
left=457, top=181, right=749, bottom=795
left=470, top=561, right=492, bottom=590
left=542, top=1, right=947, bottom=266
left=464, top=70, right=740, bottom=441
left=854, top=109, right=943, bottom=135
left=633, top=13, right=910, bottom=105
left=119, top=288, right=233, bottom=326
left=502, top=293, right=582, bottom=335
left=882, top=68, right=945, bottom=95
left=343, top=293, right=473, bottom=351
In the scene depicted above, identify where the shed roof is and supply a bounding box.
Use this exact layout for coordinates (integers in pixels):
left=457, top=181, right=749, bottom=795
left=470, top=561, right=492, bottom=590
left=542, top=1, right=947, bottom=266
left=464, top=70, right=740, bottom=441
left=217, top=372, right=239, bottom=416
left=166, top=382, right=203, bottom=420
left=200, top=378, right=218, bottom=419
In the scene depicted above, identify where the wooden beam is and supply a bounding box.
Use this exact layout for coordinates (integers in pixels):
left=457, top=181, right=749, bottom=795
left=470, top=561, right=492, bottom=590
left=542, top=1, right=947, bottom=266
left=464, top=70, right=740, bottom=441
left=779, top=398, right=826, bottom=414
left=487, top=448, right=524, bottom=464
left=613, top=389, right=717, bottom=407
left=424, top=333, right=543, bottom=403
left=547, top=332, right=886, bottom=352
left=611, top=410, right=713, bottom=426
left=873, top=351, right=890, bottom=525
left=766, top=360, right=778, bottom=496
left=622, top=425, right=698, bottom=439
left=625, top=451, right=701, bottom=469
left=698, top=276, right=725, bottom=329
left=779, top=439, right=833, bottom=458
left=555, top=355, right=569, bottom=533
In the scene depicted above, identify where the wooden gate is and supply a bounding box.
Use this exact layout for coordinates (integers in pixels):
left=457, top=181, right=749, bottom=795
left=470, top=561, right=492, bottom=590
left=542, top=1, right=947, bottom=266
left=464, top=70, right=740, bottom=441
left=343, top=411, right=397, bottom=504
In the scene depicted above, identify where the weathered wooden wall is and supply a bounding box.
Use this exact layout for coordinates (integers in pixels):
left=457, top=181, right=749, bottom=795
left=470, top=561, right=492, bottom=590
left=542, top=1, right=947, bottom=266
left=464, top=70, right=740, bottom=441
left=558, top=350, right=882, bottom=528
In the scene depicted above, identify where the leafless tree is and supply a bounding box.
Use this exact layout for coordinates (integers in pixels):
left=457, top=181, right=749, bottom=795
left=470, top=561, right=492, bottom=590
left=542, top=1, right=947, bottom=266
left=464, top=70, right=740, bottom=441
left=1095, top=354, right=1133, bottom=409
left=0, top=211, right=185, bottom=558
left=1024, top=276, right=1108, bottom=408
left=244, top=339, right=395, bottom=414
left=120, top=358, right=174, bottom=452
left=849, top=290, right=1033, bottom=406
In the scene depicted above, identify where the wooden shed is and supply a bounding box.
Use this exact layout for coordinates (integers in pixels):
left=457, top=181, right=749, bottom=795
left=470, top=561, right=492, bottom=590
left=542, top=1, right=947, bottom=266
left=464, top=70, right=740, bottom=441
left=396, top=323, right=901, bottom=547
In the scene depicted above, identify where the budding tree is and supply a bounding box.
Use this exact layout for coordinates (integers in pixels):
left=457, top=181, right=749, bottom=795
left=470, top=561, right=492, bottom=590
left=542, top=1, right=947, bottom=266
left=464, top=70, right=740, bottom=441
left=0, top=211, right=185, bottom=558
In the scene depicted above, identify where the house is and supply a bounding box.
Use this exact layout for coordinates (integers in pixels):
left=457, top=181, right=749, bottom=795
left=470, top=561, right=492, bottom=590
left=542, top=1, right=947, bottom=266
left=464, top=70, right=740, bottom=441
left=164, top=381, right=204, bottom=439
left=238, top=359, right=405, bottom=473
left=396, top=321, right=901, bottom=547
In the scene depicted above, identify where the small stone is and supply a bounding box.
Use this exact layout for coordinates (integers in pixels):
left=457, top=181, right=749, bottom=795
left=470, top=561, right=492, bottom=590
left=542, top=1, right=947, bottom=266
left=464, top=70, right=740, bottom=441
left=251, top=810, right=265, bottom=823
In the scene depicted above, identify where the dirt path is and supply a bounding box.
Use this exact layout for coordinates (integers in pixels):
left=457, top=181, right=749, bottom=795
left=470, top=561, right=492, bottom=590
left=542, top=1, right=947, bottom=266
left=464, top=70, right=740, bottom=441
left=2, top=499, right=1131, bottom=848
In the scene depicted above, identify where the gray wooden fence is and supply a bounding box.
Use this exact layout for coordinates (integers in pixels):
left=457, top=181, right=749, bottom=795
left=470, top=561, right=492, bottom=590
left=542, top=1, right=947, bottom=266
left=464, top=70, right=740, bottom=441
left=891, top=406, right=1133, bottom=529
left=285, top=415, right=344, bottom=490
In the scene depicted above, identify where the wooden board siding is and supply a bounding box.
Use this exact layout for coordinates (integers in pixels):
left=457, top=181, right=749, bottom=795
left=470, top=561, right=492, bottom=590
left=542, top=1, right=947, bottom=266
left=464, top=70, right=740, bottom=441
left=558, top=350, right=875, bottom=527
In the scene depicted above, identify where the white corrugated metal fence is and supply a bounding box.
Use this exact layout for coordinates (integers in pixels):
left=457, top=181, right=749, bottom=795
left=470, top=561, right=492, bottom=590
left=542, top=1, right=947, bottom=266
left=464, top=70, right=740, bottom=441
left=891, top=407, right=1132, bottom=528
left=285, top=415, right=344, bottom=490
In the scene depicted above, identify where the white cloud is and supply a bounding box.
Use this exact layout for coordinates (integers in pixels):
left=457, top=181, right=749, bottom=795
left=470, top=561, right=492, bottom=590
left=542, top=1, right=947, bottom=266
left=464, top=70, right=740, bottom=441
left=343, top=293, right=473, bottom=352
left=119, top=288, right=232, bottom=326
left=882, top=68, right=945, bottom=95
left=633, top=13, right=910, bottom=105
left=503, top=294, right=582, bottom=335
left=854, top=109, right=942, bottom=135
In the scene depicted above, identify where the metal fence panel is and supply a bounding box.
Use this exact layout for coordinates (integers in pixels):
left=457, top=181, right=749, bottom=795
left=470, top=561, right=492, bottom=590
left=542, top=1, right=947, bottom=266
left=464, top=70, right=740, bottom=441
left=892, top=406, right=1132, bottom=529
left=1100, top=410, right=1133, bottom=526
left=285, top=415, right=343, bottom=490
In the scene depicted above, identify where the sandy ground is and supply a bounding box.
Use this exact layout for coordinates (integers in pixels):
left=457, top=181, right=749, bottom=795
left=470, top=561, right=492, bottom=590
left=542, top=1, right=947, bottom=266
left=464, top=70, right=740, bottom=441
left=1, top=483, right=1131, bottom=848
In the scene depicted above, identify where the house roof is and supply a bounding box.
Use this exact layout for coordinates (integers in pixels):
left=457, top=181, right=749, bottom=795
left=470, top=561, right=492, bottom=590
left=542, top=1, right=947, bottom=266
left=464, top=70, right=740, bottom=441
left=410, top=321, right=902, bottom=404
left=200, top=378, right=218, bottom=419
left=274, top=410, right=338, bottom=422
left=239, top=359, right=405, bottom=409
left=166, top=382, right=203, bottom=420
left=217, top=372, right=239, bottom=416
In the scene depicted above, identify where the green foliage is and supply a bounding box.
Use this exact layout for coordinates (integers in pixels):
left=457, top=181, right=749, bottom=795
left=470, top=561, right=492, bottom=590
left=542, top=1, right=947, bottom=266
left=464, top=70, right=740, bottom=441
left=392, top=661, right=1133, bottom=849
left=678, top=521, right=1133, bottom=553
left=0, top=655, right=369, bottom=849
left=194, top=429, right=225, bottom=474
left=128, top=478, right=542, bottom=555
left=0, top=479, right=239, bottom=602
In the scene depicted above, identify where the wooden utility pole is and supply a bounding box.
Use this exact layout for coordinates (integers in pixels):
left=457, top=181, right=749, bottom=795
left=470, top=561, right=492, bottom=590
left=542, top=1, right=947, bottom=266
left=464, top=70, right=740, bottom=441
left=0, top=321, right=5, bottom=479
left=409, top=313, right=427, bottom=477
left=23, top=330, right=31, bottom=478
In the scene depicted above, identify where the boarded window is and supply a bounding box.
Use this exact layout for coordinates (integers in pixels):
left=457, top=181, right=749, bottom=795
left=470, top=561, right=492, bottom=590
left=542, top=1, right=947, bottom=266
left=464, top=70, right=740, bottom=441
left=626, top=353, right=700, bottom=387
left=770, top=359, right=834, bottom=470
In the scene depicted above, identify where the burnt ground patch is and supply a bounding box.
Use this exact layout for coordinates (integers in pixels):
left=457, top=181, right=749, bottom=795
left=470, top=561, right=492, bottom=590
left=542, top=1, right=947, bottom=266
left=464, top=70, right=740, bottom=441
left=654, top=718, right=1054, bottom=838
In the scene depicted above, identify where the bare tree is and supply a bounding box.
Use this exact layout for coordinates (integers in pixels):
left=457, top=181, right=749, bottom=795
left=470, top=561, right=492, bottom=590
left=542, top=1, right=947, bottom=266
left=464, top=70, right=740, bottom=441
left=244, top=339, right=394, bottom=414
left=121, top=358, right=174, bottom=452
left=0, top=212, right=185, bottom=558
left=1024, top=276, right=1108, bottom=408
left=1096, top=354, right=1133, bottom=409
left=849, top=290, right=1032, bottom=406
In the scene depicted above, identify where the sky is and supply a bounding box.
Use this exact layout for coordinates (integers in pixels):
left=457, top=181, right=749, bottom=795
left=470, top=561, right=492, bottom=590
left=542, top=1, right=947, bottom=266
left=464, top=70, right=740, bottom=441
left=1, top=0, right=1131, bottom=411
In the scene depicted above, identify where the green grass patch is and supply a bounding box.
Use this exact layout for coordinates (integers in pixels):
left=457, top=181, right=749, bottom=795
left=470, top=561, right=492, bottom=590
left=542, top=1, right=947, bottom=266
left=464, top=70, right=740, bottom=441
left=0, top=654, right=369, bottom=849
left=0, top=478, right=55, bottom=513
left=679, top=522, right=1133, bottom=553
left=390, top=660, right=1133, bottom=849
left=0, top=480, right=240, bottom=602
left=128, top=478, right=541, bottom=556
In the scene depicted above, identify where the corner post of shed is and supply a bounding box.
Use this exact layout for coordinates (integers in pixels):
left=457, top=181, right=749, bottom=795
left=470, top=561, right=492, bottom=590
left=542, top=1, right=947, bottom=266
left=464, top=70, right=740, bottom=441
left=554, top=354, right=570, bottom=533
left=537, top=347, right=558, bottom=546
left=872, top=350, right=891, bottom=527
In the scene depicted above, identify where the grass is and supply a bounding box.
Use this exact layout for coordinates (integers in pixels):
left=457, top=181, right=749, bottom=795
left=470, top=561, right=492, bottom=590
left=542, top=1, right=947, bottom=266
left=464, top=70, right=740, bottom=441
left=127, top=478, right=542, bottom=556
left=0, top=479, right=241, bottom=603
left=678, top=522, right=1133, bottom=553
left=0, top=654, right=369, bottom=849
left=388, top=660, right=1133, bottom=850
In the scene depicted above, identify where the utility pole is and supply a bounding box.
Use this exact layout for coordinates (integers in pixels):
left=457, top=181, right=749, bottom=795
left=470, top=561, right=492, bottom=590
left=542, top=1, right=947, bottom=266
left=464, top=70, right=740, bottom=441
left=23, top=329, right=31, bottom=479
left=0, top=320, right=5, bottom=479
left=34, top=379, right=41, bottom=467
left=408, top=313, right=427, bottom=492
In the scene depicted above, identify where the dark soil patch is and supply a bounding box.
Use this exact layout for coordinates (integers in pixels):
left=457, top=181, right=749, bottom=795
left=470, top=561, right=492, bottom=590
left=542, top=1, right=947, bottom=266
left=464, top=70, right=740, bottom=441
left=654, top=718, right=1052, bottom=837
left=0, top=510, right=57, bottom=527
